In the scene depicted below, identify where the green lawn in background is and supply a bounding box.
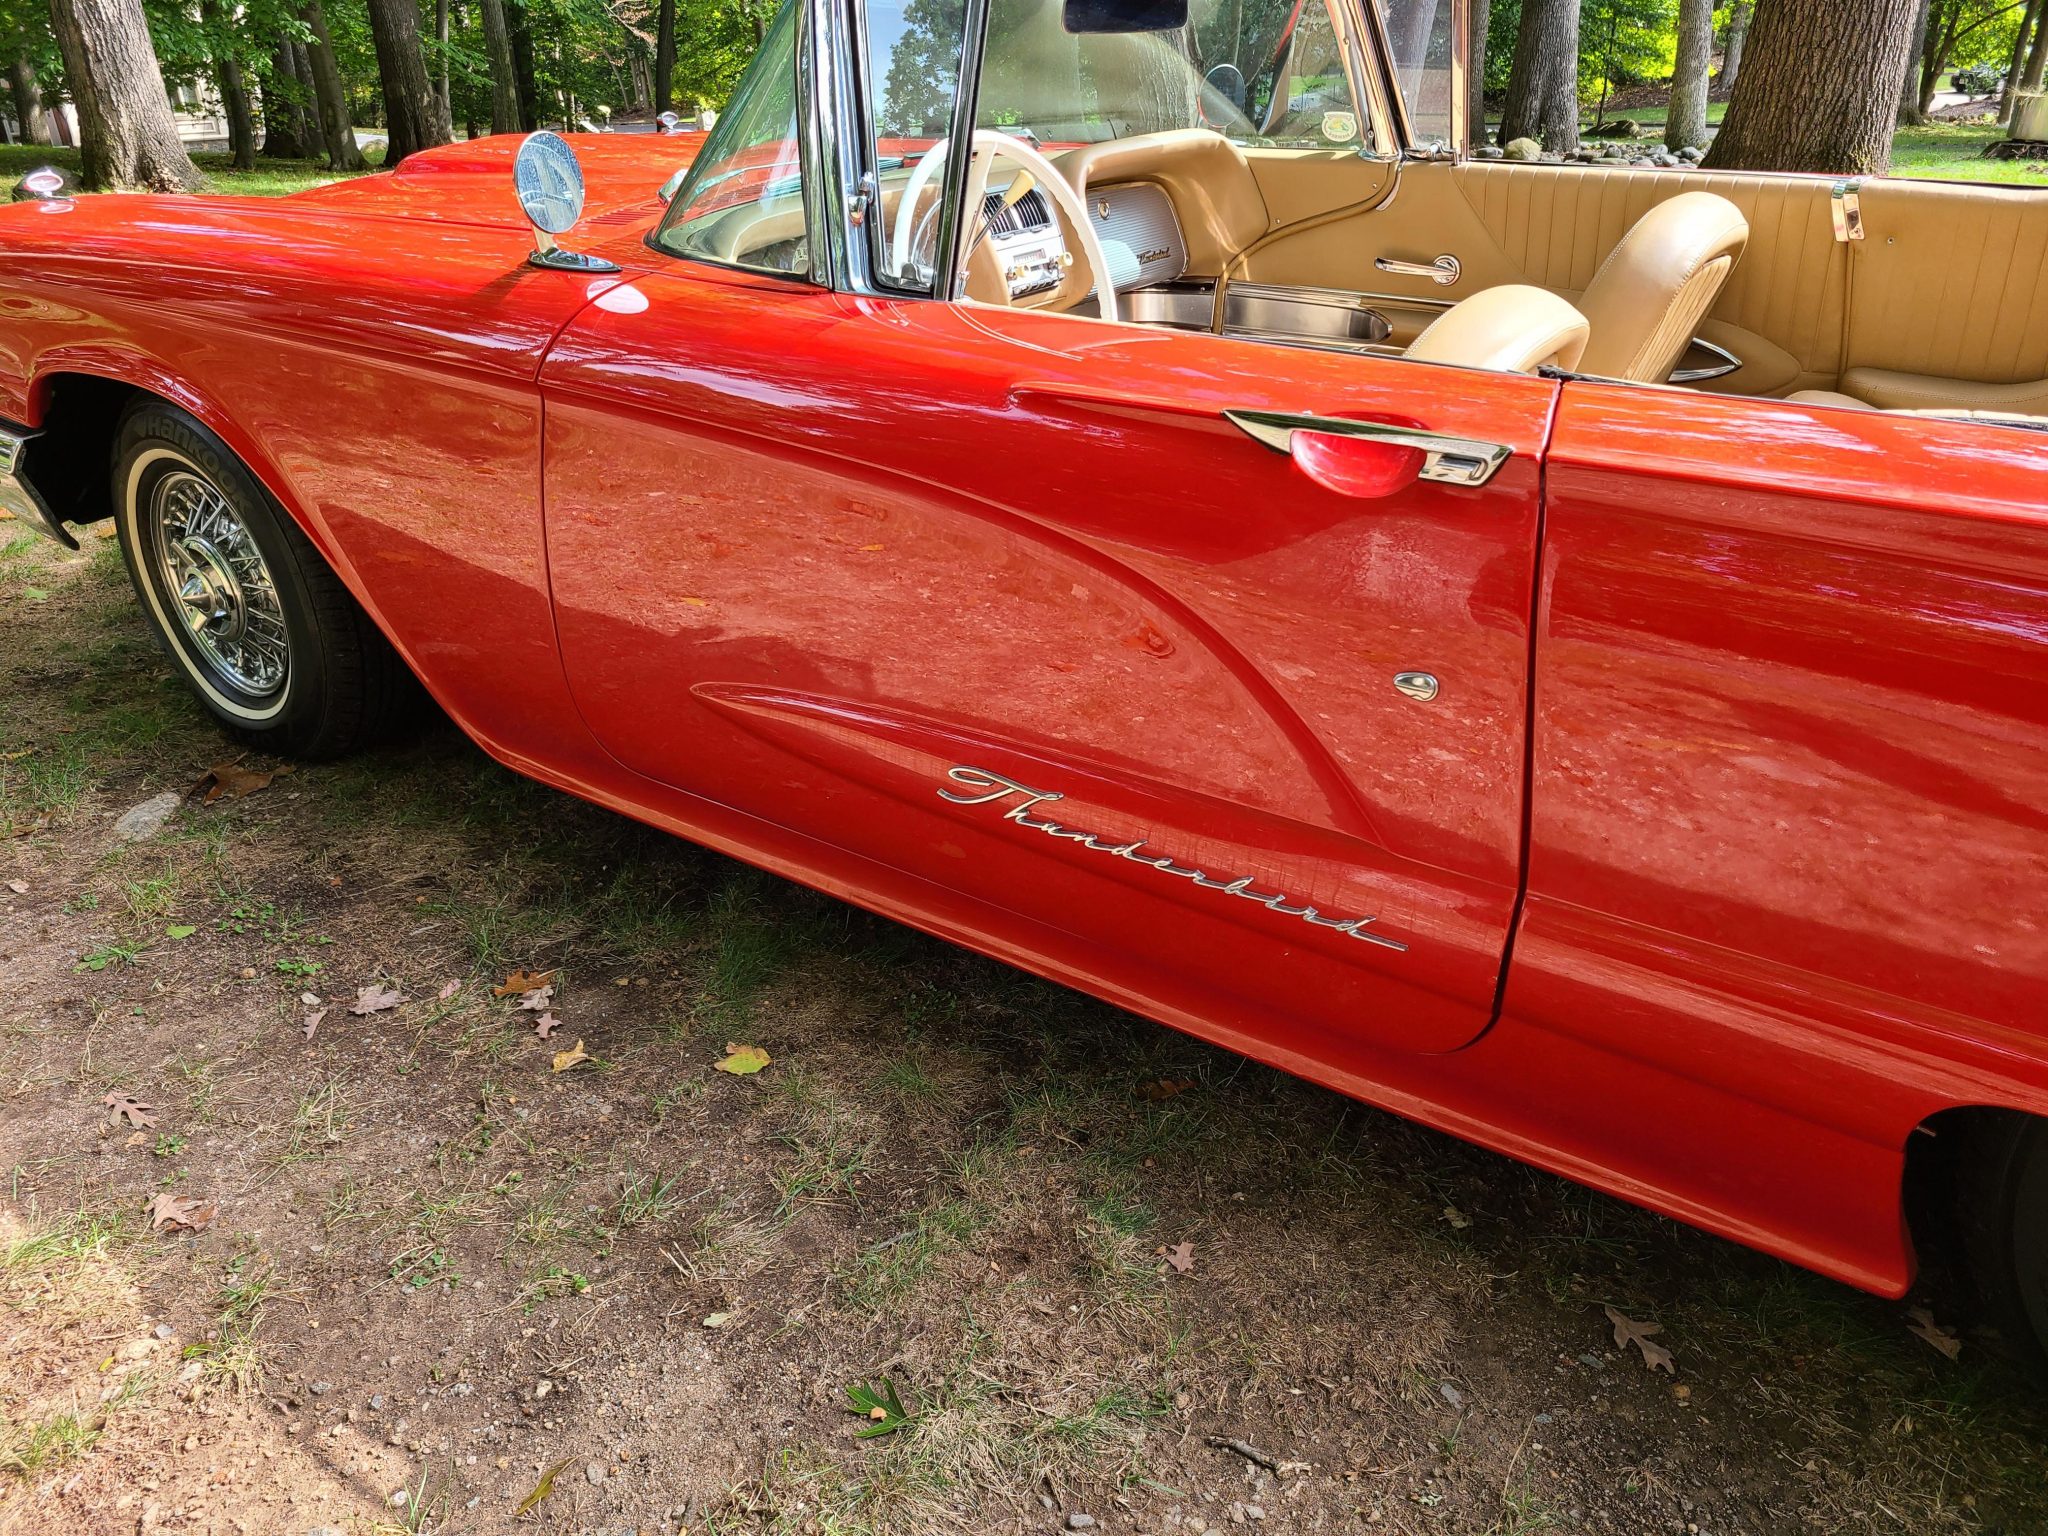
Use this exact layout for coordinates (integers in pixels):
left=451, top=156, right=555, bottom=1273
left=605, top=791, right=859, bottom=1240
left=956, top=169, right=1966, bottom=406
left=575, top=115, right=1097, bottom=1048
left=1889, top=121, right=2048, bottom=185
left=0, top=143, right=378, bottom=198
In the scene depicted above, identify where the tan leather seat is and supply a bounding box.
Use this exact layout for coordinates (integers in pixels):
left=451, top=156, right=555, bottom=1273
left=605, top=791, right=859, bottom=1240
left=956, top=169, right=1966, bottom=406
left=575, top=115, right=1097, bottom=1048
left=1574, top=192, right=1750, bottom=384
left=1787, top=389, right=1871, bottom=410
left=1406, top=285, right=1589, bottom=375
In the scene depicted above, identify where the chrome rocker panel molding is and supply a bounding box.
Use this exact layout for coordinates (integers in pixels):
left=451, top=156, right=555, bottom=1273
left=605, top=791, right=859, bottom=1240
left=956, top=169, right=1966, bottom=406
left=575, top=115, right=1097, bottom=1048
left=0, top=425, right=75, bottom=550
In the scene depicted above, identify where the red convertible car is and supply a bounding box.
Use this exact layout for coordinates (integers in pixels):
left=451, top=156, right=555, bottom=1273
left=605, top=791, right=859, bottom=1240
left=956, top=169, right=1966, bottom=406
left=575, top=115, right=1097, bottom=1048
left=2, top=0, right=2044, bottom=1365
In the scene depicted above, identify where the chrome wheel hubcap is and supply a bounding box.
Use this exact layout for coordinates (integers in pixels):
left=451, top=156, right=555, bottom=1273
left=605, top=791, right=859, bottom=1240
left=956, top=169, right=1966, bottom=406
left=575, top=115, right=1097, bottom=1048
left=148, top=471, right=287, bottom=698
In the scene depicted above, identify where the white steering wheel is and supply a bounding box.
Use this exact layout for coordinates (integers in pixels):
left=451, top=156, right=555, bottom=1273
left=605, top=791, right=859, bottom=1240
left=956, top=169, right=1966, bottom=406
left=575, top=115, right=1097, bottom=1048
left=889, top=128, right=1121, bottom=324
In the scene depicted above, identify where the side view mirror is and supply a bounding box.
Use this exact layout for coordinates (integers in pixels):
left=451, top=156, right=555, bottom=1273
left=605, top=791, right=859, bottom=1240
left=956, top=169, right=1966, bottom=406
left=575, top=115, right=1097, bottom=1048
left=514, top=131, right=620, bottom=274
left=655, top=111, right=682, bottom=135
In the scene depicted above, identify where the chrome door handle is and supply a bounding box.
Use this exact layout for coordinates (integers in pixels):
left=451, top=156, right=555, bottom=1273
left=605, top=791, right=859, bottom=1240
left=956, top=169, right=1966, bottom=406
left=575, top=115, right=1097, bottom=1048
left=1374, top=254, right=1461, bottom=285
left=1225, top=409, right=1511, bottom=487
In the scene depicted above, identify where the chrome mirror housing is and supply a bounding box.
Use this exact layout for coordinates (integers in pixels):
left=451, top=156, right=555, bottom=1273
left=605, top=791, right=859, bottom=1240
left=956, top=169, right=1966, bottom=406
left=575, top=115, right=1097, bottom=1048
left=513, top=131, right=619, bottom=274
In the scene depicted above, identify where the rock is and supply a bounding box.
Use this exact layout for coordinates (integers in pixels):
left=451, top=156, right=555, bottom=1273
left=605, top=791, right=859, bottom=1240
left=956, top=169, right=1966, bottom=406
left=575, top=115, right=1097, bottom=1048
left=1474, top=144, right=1505, bottom=159
left=1503, top=137, right=1542, bottom=162
left=1038, top=1495, right=1057, bottom=1512
left=1678, top=145, right=1704, bottom=162
left=389, top=1490, right=409, bottom=1507
left=153, top=1324, right=174, bottom=1340
left=1244, top=1505, right=1265, bottom=1522
left=369, top=1395, right=385, bottom=1412
left=113, top=791, right=183, bottom=843
left=585, top=1462, right=606, bottom=1486
left=307, top=1382, right=332, bottom=1396
left=304, top=1527, right=344, bottom=1536
left=1066, top=1516, right=1096, bottom=1531
left=1600, top=118, right=1641, bottom=138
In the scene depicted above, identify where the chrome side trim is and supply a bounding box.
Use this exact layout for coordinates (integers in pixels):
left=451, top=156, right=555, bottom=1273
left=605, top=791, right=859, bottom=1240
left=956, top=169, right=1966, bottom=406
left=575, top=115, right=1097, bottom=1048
left=0, top=427, right=74, bottom=550
left=1225, top=408, right=1511, bottom=487
left=1669, top=336, right=1742, bottom=384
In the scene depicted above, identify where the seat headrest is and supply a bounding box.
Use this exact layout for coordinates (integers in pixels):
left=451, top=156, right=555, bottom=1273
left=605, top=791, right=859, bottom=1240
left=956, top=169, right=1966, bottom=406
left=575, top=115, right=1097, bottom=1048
left=1575, top=192, right=1749, bottom=384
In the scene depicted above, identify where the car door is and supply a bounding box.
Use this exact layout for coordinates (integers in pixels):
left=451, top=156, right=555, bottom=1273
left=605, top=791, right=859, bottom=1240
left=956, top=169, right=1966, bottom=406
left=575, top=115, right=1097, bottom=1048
left=538, top=0, right=1557, bottom=1056
left=1512, top=382, right=2048, bottom=1133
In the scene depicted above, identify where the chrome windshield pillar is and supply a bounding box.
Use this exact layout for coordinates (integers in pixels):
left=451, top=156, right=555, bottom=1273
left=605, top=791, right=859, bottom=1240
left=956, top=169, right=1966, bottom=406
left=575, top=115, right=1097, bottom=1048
left=798, top=0, right=861, bottom=292
left=0, top=426, right=74, bottom=550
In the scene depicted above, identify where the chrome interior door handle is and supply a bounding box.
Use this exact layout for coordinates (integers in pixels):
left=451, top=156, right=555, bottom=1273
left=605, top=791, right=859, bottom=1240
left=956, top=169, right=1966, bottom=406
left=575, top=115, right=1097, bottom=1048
left=1374, top=254, right=1461, bottom=285
left=1224, top=409, right=1512, bottom=487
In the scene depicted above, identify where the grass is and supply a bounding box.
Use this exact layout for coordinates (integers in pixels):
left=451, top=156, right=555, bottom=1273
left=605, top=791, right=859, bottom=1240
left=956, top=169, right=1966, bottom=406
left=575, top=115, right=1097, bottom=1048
left=0, top=143, right=378, bottom=198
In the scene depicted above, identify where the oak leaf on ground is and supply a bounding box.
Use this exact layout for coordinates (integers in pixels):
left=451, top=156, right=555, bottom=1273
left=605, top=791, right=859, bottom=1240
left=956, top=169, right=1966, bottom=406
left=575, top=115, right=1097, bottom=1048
left=103, top=1093, right=156, bottom=1129
left=147, top=1192, right=215, bottom=1232
left=1604, top=1305, right=1675, bottom=1374
left=533, top=1012, right=562, bottom=1040
left=1159, top=1241, right=1196, bottom=1274
left=551, top=1039, right=591, bottom=1073
left=1907, top=1306, right=1962, bottom=1360
left=349, top=984, right=404, bottom=1015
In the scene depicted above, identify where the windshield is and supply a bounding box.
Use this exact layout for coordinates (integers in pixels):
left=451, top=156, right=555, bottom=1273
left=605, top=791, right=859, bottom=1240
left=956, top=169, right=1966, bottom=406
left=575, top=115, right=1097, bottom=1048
left=956, top=0, right=1363, bottom=148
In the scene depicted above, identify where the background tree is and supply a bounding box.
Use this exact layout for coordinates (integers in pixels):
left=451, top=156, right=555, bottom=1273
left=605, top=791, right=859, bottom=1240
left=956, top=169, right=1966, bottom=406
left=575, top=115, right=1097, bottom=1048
left=1719, top=0, right=1750, bottom=86
left=0, top=0, right=55, bottom=144
left=1498, top=0, right=1579, bottom=149
left=479, top=0, right=516, bottom=129
left=1468, top=0, right=1489, bottom=140
left=364, top=0, right=448, bottom=163
left=47, top=0, right=200, bottom=188
left=260, top=34, right=314, bottom=155
left=199, top=0, right=255, bottom=168
left=1705, top=0, right=1920, bottom=173
left=1664, top=0, right=1709, bottom=146
left=299, top=0, right=364, bottom=167
left=652, top=0, right=671, bottom=110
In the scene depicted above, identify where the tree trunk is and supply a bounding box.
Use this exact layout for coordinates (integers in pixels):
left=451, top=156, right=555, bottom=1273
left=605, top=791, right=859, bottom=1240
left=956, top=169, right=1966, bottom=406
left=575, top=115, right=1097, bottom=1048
left=1467, top=0, right=1490, bottom=148
left=261, top=41, right=304, bottom=157
left=1919, top=0, right=1958, bottom=116
left=1902, top=0, right=1933, bottom=124
left=8, top=56, right=48, bottom=145
left=365, top=0, right=448, bottom=166
left=1998, top=0, right=2036, bottom=121
left=507, top=0, right=540, bottom=129
left=479, top=0, right=519, bottom=132
left=202, top=0, right=256, bottom=170
left=300, top=0, right=366, bottom=170
left=46, top=0, right=200, bottom=190
left=1720, top=0, right=1751, bottom=88
left=434, top=0, right=450, bottom=129
left=1497, top=0, right=1579, bottom=151
left=2024, top=0, right=2048, bottom=94
left=653, top=0, right=674, bottom=114
left=1703, top=0, right=1919, bottom=174
left=1666, top=0, right=1712, bottom=148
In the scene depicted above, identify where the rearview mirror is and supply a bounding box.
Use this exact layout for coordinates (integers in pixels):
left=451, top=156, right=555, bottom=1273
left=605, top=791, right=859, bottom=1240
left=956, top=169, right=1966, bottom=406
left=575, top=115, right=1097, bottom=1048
left=1063, top=0, right=1187, bottom=32
left=513, top=131, right=620, bottom=273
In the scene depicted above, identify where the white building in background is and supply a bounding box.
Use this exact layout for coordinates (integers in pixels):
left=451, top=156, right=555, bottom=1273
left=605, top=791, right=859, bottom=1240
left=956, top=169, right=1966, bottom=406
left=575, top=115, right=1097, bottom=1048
left=8, top=81, right=230, bottom=152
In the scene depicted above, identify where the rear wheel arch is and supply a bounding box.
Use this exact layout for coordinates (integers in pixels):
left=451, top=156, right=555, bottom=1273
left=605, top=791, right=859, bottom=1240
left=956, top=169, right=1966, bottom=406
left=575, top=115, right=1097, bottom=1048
left=1904, top=1103, right=2048, bottom=1377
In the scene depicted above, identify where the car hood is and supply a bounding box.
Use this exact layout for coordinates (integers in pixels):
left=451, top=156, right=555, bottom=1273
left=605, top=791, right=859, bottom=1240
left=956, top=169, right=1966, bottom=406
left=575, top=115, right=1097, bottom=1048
left=284, top=131, right=705, bottom=231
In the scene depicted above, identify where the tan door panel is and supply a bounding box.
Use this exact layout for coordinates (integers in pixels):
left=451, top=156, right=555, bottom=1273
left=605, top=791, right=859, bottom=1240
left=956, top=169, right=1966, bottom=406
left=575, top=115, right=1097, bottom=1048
left=1244, top=159, right=1849, bottom=396
left=1847, top=179, right=2048, bottom=401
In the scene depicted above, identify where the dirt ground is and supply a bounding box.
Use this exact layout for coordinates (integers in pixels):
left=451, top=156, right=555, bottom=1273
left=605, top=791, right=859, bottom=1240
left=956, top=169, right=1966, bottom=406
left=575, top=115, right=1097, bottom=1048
left=3, top=530, right=2045, bottom=1536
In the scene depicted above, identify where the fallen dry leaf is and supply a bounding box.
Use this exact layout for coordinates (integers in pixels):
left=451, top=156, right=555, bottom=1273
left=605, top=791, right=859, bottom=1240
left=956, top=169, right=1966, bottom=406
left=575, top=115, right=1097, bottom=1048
left=1159, top=1240, right=1196, bottom=1274
left=190, top=761, right=293, bottom=805
left=551, top=1038, right=591, bottom=1073
left=1137, top=1077, right=1195, bottom=1100
left=437, top=979, right=461, bottom=1002
left=123, top=1130, right=147, bottom=1148
left=348, top=984, right=404, bottom=1016
left=703, top=1311, right=734, bottom=1329
left=147, top=1192, right=215, bottom=1233
left=1907, top=1306, right=1962, bottom=1360
left=516, top=986, right=555, bottom=1012
left=1442, top=1205, right=1471, bottom=1229
left=1604, top=1305, right=1675, bottom=1375
left=714, top=1042, right=771, bottom=1076
left=5, top=879, right=25, bottom=895
left=532, top=1012, right=562, bottom=1040
left=103, top=1093, right=156, bottom=1129
left=493, top=968, right=556, bottom=997
left=302, top=1009, right=326, bottom=1041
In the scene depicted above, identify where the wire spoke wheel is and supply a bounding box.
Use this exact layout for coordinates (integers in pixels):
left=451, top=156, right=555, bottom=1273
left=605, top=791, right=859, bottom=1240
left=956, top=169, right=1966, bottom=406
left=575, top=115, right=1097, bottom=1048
left=143, top=468, right=289, bottom=701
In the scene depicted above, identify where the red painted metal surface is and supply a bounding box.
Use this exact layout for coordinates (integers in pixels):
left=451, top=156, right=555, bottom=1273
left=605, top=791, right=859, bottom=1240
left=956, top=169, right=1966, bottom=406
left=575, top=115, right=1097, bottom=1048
left=0, top=141, right=2043, bottom=1301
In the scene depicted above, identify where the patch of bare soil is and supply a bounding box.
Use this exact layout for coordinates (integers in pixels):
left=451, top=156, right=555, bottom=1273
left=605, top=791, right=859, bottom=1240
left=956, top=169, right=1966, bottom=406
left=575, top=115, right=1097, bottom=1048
left=2, top=534, right=2045, bottom=1536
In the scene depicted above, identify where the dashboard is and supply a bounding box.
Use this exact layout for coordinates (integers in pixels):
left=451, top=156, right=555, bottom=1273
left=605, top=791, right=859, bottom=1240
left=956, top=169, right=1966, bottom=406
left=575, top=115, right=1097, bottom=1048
left=984, top=177, right=1190, bottom=303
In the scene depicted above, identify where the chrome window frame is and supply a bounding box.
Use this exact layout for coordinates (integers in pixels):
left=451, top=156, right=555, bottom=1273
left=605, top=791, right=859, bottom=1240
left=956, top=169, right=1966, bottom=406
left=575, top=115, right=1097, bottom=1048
left=1363, top=0, right=1468, bottom=160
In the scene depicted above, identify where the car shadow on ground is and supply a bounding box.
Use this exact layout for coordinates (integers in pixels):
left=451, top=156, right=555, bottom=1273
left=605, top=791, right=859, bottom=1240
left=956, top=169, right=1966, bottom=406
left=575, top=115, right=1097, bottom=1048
left=2, top=532, right=2044, bottom=1535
